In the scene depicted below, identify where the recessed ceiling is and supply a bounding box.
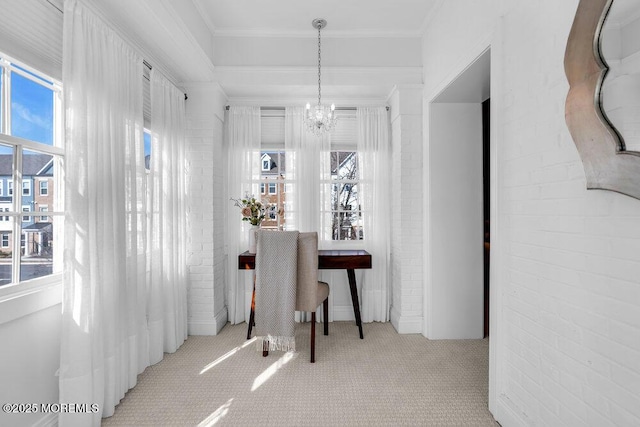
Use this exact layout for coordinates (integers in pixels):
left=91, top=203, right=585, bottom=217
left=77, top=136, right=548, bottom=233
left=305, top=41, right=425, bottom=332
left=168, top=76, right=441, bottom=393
left=194, top=0, right=438, bottom=37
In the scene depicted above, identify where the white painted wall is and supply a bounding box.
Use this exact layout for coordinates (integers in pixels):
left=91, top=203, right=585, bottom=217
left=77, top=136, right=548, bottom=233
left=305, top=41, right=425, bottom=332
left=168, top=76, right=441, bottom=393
left=0, top=304, right=61, bottom=427
left=185, top=83, right=228, bottom=335
left=388, top=85, right=424, bottom=334
left=428, top=102, right=484, bottom=340
left=425, top=0, right=640, bottom=425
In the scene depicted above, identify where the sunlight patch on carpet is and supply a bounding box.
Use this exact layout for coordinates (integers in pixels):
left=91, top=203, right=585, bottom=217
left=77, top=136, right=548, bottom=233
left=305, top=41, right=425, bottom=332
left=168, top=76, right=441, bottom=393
left=197, top=398, right=233, bottom=427
left=200, top=338, right=257, bottom=375
left=251, top=351, right=297, bottom=391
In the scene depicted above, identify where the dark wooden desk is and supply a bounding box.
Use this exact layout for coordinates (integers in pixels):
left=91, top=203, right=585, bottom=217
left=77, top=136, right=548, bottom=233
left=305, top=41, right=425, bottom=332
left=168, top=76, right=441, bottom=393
left=239, top=249, right=372, bottom=339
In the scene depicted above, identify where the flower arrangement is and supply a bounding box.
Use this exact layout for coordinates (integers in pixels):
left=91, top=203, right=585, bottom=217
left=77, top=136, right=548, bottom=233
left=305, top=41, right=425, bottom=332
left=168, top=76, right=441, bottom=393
left=231, top=194, right=281, bottom=226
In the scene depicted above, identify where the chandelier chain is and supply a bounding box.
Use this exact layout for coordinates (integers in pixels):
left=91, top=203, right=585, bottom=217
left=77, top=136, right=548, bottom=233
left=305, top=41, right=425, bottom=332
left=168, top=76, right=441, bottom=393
left=317, top=25, right=322, bottom=107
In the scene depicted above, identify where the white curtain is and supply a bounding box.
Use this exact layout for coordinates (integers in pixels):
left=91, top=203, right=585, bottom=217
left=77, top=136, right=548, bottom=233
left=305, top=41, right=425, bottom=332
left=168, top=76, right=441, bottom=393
left=225, top=106, right=261, bottom=324
left=284, top=107, right=331, bottom=232
left=284, top=107, right=332, bottom=323
left=60, top=1, right=187, bottom=424
left=148, top=69, right=188, bottom=363
left=357, top=107, right=391, bottom=322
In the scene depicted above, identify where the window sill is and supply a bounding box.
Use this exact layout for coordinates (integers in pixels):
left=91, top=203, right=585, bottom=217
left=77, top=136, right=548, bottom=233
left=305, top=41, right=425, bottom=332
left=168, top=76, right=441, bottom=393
left=0, top=273, right=62, bottom=325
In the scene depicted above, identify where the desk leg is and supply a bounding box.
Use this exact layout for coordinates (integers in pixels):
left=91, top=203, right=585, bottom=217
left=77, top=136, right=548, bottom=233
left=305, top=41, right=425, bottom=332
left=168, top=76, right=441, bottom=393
left=247, top=275, right=256, bottom=340
left=347, top=268, right=364, bottom=339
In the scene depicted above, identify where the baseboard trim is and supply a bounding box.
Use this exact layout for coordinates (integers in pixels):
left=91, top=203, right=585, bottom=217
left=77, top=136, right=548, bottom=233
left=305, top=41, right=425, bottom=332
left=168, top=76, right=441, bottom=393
left=188, top=307, right=228, bottom=335
left=390, top=307, right=422, bottom=334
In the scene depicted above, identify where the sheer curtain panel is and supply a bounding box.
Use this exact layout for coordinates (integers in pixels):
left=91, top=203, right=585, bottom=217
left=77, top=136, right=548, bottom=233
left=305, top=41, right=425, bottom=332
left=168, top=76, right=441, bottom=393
left=148, top=69, right=188, bottom=364
left=60, top=1, right=187, bottom=424
left=284, top=107, right=331, bottom=232
left=225, top=106, right=261, bottom=324
left=60, top=0, right=147, bottom=424
left=357, top=107, right=391, bottom=322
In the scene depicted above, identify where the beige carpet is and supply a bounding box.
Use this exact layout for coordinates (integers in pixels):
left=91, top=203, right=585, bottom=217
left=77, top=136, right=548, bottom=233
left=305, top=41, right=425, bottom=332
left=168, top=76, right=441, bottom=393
left=102, top=322, right=498, bottom=426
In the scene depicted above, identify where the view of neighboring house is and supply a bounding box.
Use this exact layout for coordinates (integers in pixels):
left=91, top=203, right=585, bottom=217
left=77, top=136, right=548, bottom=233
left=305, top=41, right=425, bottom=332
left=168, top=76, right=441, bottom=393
left=0, top=153, right=53, bottom=257
left=259, top=151, right=285, bottom=229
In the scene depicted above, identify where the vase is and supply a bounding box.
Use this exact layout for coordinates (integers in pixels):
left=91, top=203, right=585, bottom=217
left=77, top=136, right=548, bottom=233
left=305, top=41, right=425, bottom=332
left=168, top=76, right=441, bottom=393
left=248, top=225, right=259, bottom=253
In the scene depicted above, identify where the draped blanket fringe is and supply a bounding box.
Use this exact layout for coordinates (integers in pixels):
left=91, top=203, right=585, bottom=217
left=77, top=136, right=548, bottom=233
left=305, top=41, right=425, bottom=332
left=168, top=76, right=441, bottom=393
left=254, top=230, right=299, bottom=354
left=256, top=335, right=296, bottom=352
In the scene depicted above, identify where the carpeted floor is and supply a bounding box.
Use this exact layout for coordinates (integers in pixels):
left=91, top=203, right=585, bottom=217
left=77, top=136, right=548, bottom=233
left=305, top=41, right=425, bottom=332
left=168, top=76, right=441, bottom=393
left=102, top=322, right=498, bottom=426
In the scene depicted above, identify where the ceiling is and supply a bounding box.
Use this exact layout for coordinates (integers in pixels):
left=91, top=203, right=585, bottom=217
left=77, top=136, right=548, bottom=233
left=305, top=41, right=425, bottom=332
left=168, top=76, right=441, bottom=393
left=194, top=0, right=438, bottom=37
left=2, top=0, right=439, bottom=104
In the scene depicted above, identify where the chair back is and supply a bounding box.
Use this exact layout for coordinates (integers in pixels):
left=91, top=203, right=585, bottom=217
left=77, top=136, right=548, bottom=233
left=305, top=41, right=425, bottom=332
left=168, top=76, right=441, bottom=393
left=296, top=232, right=319, bottom=312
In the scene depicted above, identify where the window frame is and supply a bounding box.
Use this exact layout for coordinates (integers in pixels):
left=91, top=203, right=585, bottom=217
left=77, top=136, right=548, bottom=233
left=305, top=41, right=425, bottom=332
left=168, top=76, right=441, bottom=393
left=22, top=179, right=31, bottom=196
left=39, top=179, right=48, bottom=195
left=0, top=52, right=64, bottom=325
left=268, top=182, right=277, bottom=195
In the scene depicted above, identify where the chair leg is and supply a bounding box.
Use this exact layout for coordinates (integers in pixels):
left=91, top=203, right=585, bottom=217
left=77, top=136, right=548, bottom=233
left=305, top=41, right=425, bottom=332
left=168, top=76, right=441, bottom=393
left=310, top=312, right=316, bottom=363
left=323, top=298, right=329, bottom=336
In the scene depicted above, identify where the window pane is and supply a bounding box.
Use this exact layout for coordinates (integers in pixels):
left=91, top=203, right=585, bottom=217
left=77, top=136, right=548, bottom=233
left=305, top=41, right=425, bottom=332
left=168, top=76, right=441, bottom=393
left=23, top=149, right=53, bottom=222
left=0, top=66, right=3, bottom=131
left=20, top=215, right=55, bottom=282
left=0, top=220, right=13, bottom=287
left=331, top=151, right=358, bottom=180
left=144, top=131, right=151, bottom=170
left=0, top=144, right=12, bottom=199
left=326, top=151, right=363, bottom=241
left=11, top=71, right=54, bottom=145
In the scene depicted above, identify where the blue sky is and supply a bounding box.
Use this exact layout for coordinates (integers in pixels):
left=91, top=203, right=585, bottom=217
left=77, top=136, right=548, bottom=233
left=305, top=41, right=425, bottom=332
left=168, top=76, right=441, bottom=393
left=2, top=65, right=152, bottom=158
left=10, top=71, right=54, bottom=145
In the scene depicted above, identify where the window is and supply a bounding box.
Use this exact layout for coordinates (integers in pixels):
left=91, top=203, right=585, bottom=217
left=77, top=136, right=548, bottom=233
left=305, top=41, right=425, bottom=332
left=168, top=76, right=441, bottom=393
left=251, top=112, right=365, bottom=240
left=0, top=180, right=3, bottom=196
left=257, top=151, right=287, bottom=230
left=22, top=180, right=31, bottom=196
left=261, top=154, right=271, bottom=171
left=0, top=52, right=63, bottom=288
left=324, top=151, right=363, bottom=240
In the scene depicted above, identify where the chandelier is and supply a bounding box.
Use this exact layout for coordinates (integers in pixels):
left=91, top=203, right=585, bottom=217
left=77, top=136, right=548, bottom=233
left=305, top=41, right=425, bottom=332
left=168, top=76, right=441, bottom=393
left=305, top=18, right=337, bottom=136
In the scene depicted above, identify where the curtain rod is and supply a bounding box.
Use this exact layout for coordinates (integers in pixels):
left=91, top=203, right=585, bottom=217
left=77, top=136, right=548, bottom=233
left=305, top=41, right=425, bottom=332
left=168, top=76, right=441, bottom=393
left=225, top=106, right=389, bottom=111
left=48, top=2, right=188, bottom=101
left=143, top=61, right=188, bottom=101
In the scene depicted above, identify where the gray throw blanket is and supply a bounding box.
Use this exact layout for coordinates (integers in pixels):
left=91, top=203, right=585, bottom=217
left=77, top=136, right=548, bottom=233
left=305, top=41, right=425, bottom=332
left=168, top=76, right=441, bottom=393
left=254, top=230, right=299, bottom=352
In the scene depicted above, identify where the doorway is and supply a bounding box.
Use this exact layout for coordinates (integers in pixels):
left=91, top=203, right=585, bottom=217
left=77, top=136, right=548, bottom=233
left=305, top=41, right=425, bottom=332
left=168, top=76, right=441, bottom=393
left=425, top=48, right=490, bottom=340
left=482, top=98, right=490, bottom=338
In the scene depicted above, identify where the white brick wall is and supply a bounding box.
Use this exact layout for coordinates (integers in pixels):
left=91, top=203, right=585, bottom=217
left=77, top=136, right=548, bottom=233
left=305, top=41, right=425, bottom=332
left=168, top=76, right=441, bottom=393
left=389, top=86, right=424, bottom=333
left=184, top=83, right=228, bottom=335
left=425, top=0, right=640, bottom=425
